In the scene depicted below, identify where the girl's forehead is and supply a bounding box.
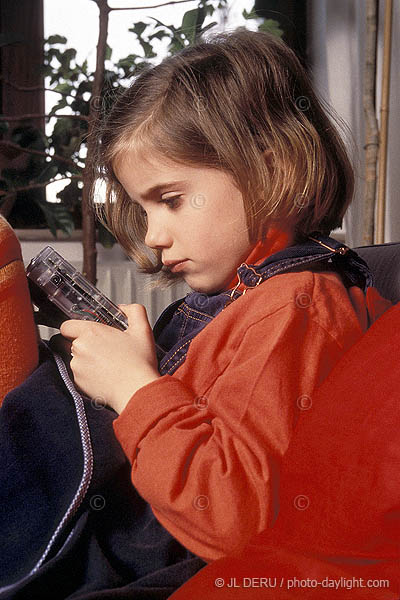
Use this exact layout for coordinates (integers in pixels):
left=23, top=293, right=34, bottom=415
left=117, top=148, right=205, bottom=182
left=118, top=147, right=178, bottom=172
left=114, top=150, right=237, bottom=199
left=114, top=150, right=193, bottom=197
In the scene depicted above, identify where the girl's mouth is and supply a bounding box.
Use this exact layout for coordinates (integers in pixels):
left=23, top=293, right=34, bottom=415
left=164, top=259, right=188, bottom=273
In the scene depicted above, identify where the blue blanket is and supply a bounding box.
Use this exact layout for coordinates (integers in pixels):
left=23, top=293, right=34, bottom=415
left=0, top=342, right=204, bottom=599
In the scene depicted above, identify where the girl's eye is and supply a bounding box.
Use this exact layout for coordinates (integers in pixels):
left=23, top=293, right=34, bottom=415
left=161, top=196, right=182, bottom=209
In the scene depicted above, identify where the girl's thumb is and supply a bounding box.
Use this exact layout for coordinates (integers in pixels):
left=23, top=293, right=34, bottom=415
left=119, top=303, right=150, bottom=331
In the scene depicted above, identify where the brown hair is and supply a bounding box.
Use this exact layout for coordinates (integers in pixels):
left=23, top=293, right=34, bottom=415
left=94, top=28, right=354, bottom=278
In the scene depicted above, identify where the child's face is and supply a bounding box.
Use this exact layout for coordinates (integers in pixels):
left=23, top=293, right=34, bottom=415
left=116, top=150, right=253, bottom=293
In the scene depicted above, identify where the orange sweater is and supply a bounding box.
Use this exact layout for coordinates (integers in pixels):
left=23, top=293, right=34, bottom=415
left=113, top=266, right=391, bottom=562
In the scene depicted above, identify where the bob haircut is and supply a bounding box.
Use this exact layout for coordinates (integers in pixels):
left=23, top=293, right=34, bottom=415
left=94, top=28, right=354, bottom=281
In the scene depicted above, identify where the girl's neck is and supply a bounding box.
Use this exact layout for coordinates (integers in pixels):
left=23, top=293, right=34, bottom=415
left=227, top=227, right=294, bottom=290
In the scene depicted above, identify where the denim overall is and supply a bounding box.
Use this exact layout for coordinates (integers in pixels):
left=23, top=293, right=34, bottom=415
left=154, top=234, right=374, bottom=376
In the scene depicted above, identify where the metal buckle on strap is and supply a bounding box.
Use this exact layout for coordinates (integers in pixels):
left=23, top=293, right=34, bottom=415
left=308, top=236, right=348, bottom=255
left=229, top=263, right=263, bottom=299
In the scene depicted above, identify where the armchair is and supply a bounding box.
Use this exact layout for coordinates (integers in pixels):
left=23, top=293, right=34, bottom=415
left=356, top=242, right=400, bottom=303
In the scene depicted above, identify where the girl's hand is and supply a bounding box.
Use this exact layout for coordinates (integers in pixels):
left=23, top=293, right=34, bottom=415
left=60, top=304, right=160, bottom=414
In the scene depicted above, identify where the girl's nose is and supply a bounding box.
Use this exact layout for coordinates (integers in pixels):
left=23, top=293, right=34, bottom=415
left=144, top=217, right=172, bottom=249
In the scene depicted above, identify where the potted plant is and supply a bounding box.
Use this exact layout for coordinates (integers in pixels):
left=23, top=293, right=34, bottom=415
left=0, top=0, right=282, bottom=282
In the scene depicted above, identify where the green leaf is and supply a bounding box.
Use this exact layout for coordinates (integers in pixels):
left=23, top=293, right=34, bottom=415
left=117, top=55, right=137, bottom=69
left=180, top=7, right=206, bottom=44
left=182, top=8, right=200, bottom=32
left=129, top=22, right=147, bottom=37
left=49, top=97, right=68, bottom=116
left=55, top=82, right=73, bottom=94
left=80, top=59, right=88, bottom=74
left=46, top=34, right=67, bottom=45
left=10, top=126, right=46, bottom=150
left=36, top=164, right=59, bottom=184
left=47, top=47, right=62, bottom=61
left=258, top=19, right=284, bottom=37
left=41, top=64, right=54, bottom=77
left=50, top=73, right=60, bottom=86
left=148, top=30, right=169, bottom=42
left=60, top=47, right=77, bottom=71
left=67, top=162, right=84, bottom=177
left=138, top=40, right=156, bottom=59
left=77, top=80, right=92, bottom=95
left=97, top=221, right=116, bottom=248
left=243, top=8, right=258, bottom=20
left=168, top=37, right=185, bottom=54
left=105, top=44, right=112, bottom=61
left=51, top=117, right=74, bottom=147
left=56, top=180, right=81, bottom=206
left=37, top=198, right=75, bottom=237
left=134, top=61, right=150, bottom=76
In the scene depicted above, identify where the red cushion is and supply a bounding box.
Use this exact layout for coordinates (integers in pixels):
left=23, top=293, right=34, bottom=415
left=0, top=216, right=39, bottom=405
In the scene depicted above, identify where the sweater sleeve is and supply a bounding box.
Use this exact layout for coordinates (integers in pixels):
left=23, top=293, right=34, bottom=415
left=113, top=296, right=348, bottom=562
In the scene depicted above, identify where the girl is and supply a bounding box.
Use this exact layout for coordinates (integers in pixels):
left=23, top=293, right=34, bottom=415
left=60, top=28, right=390, bottom=566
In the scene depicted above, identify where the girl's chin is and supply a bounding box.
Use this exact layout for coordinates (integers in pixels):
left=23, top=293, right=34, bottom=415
left=186, top=277, right=231, bottom=295
left=185, top=279, right=214, bottom=294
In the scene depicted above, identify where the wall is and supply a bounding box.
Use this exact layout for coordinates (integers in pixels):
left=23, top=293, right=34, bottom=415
left=310, top=0, right=400, bottom=246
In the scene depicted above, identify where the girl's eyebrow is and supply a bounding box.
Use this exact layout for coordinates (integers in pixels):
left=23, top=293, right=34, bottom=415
left=141, top=181, right=187, bottom=199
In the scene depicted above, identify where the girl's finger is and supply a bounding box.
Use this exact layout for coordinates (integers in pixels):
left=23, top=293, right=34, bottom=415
left=60, top=319, right=96, bottom=340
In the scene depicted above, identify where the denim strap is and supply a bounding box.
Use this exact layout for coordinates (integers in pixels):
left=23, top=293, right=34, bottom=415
left=154, top=235, right=374, bottom=375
